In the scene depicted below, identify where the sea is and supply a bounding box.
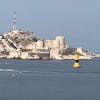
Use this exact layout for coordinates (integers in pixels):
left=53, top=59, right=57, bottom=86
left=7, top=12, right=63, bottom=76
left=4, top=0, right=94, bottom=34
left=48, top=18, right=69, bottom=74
left=0, top=58, right=100, bottom=100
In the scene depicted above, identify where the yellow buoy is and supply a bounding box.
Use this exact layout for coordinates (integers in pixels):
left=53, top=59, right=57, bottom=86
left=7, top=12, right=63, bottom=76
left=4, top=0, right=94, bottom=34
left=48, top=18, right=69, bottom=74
left=74, top=53, right=79, bottom=60
left=73, top=53, right=80, bottom=69
left=74, top=62, right=80, bottom=69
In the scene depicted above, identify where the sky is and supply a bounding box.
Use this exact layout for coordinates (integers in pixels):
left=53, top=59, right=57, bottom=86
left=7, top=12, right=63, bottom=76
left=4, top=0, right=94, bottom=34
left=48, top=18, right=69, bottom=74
left=0, top=0, right=100, bottom=53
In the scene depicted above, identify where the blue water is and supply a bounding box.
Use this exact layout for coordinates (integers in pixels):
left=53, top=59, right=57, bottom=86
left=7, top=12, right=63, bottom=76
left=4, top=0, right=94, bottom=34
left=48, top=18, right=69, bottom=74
left=0, top=58, right=100, bottom=100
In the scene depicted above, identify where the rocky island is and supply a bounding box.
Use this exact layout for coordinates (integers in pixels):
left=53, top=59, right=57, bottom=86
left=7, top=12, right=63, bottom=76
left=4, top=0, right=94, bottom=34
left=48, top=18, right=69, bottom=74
left=0, top=29, right=97, bottom=60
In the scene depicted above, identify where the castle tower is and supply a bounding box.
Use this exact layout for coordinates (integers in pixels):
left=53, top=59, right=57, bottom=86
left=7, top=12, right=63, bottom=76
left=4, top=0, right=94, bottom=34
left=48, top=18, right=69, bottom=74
left=56, top=36, right=65, bottom=48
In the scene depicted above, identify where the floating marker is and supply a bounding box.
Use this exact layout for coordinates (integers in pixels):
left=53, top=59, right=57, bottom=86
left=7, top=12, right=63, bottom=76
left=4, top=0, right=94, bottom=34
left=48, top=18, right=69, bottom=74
left=73, top=53, right=80, bottom=69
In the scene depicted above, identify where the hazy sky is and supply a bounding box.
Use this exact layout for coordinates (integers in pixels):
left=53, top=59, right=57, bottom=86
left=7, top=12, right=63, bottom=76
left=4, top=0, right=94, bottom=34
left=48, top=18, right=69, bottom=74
left=0, top=0, right=100, bottom=53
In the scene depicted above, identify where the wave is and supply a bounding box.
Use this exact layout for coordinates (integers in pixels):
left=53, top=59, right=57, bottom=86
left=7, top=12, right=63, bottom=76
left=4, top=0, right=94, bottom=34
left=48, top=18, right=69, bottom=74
left=0, top=69, right=16, bottom=72
left=0, top=68, right=30, bottom=73
left=0, top=68, right=100, bottom=75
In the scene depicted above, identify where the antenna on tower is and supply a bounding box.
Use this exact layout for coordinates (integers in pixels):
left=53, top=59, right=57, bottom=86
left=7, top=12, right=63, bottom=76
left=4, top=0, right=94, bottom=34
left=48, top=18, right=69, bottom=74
left=12, top=11, right=16, bottom=30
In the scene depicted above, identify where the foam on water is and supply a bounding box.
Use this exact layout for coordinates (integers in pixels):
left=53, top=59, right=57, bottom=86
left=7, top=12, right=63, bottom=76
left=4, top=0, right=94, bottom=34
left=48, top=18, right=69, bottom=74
left=0, top=69, right=16, bottom=72
left=0, top=68, right=30, bottom=73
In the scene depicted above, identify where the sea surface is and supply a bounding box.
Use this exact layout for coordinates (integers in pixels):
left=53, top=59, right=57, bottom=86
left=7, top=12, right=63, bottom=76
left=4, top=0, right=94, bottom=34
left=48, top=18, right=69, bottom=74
left=0, top=58, right=100, bottom=100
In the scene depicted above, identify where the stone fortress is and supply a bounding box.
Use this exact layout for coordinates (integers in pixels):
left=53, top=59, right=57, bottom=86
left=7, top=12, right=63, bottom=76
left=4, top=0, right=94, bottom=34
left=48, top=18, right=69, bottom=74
left=0, top=29, right=94, bottom=60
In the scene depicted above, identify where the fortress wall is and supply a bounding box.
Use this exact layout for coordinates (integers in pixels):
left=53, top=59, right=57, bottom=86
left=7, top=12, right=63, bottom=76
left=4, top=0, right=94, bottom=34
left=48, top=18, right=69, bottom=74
left=53, top=40, right=60, bottom=48
left=45, top=40, right=53, bottom=49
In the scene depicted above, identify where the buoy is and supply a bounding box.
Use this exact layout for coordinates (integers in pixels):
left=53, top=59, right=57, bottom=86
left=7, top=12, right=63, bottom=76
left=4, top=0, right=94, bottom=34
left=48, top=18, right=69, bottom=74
left=73, top=53, right=80, bottom=69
